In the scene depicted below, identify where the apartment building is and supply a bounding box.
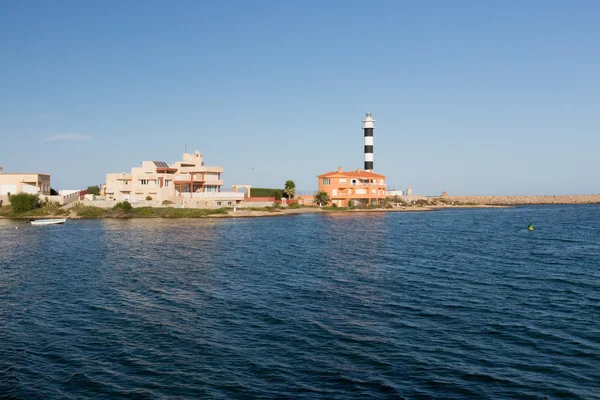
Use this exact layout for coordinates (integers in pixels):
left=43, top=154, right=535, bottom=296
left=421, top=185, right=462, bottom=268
left=317, top=167, right=387, bottom=207
left=105, top=151, right=243, bottom=208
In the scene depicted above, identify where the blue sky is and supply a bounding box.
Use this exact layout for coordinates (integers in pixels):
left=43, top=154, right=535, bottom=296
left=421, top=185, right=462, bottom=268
left=1, top=0, right=598, bottom=195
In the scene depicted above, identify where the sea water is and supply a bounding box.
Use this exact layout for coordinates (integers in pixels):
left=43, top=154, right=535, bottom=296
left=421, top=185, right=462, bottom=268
left=1, top=205, right=599, bottom=399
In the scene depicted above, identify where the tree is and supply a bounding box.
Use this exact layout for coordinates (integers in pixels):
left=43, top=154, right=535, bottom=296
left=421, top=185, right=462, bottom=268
left=50, top=188, right=58, bottom=195
left=314, top=191, right=330, bottom=207
left=283, top=180, right=296, bottom=199
left=87, top=185, right=100, bottom=195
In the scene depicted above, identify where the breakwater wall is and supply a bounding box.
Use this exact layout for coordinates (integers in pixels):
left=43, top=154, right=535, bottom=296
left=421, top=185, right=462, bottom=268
left=447, top=195, right=600, bottom=205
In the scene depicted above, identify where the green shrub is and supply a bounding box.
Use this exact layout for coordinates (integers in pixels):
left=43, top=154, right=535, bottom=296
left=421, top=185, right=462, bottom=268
left=123, top=207, right=229, bottom=218
left=131, top=207, right=154, bottom=216
left=159, top=207, right=228, bottom=218
left=113, top=201, right=132, bottom=212
left=251, top=188, right=284, bottom=200
left=287, top=202, right=300, bottom=209
left=41, top=199, right=61, bottom=212
left=145, top=195, right=153, bottom=201
left=331, top=203, right=338, bottom=208
left=162, top=200, right=174, bottom=205
left=9, top=193, right=40, bottom=213
left=75, top=206, right=105, bottom=218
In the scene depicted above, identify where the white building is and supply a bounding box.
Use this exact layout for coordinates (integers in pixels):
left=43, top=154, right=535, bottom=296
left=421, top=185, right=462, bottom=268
left=105, top=151, right=243, bottom=208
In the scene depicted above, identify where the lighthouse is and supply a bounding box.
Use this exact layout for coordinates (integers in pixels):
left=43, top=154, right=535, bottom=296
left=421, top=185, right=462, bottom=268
left=363, top=112, right=375, bottom=171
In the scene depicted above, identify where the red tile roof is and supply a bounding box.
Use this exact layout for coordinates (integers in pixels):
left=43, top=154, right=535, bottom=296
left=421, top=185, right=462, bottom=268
left=317, top=169, right=386, bottom=179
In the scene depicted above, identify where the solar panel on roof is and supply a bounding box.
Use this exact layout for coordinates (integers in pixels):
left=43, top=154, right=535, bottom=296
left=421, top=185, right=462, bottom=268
left=153, top=161, right=170, bottom=168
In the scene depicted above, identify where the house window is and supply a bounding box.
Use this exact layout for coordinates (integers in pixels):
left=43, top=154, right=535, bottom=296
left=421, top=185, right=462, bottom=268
left=164, top=180, right=170, bottom=187
left=322, top=178, right=330, bottom=185
left=217, top=202, right=222, bottom=205
left=205, top=186, right=218, bottom=192
left=140, top=180, right=148, bottom=185
left=339, top=178, right=346, bottom=183
left=227, top=202, right=232, bottom=205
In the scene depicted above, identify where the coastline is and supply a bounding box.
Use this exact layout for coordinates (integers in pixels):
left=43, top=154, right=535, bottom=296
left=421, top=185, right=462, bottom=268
left=446, top=194, right=600, bottom=205
left=1, top=204, right=510, bottom=220
left=2, top=197, right=598, bottom=220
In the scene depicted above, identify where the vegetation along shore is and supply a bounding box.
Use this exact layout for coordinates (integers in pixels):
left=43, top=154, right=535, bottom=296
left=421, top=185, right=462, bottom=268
left=2, top=193, right=598, bottom=220
left=0, top=194, right=547, bottom=220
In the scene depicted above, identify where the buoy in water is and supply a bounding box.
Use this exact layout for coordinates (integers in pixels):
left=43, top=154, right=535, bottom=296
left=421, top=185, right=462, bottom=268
left=528, top=219, right=534, bottom=231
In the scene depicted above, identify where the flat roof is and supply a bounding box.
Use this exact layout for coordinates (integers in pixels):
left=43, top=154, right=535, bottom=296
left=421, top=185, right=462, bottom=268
left=0, top=173, right=50, bottom=176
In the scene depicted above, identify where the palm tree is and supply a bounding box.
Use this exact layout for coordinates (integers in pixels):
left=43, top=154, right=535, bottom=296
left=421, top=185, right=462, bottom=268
left=314, top=191, right=330, bottom=207
left=284, top=180, right=296, bottom=199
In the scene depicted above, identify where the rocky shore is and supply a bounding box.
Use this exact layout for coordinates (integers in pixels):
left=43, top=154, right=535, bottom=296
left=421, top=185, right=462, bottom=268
left=446, top=194, right=600, bottom=205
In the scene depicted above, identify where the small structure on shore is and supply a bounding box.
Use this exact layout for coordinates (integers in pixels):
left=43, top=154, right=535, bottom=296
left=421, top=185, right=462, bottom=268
left=232, top=185, right=252, bottom=198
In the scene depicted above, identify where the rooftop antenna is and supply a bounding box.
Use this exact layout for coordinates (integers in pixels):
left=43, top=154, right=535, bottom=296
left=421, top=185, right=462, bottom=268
left=185, top=144, right=187, bottom=153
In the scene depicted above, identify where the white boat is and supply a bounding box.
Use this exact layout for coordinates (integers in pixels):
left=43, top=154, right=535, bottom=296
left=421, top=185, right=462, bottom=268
left=30, top=218, right=67, bottom=226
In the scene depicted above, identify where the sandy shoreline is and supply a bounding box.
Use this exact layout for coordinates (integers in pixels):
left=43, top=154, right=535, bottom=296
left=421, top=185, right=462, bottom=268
left=2, top=203, right=594, bottom=220
left=0, top=204, right=507, bottom=220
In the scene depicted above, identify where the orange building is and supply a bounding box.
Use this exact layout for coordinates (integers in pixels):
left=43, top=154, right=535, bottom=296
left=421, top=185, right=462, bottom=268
left=317, top=167, right=387, bottom=207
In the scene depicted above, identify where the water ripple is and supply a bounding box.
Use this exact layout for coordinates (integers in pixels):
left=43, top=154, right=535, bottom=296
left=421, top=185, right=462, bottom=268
left=1, top=205, right=600, bottom=399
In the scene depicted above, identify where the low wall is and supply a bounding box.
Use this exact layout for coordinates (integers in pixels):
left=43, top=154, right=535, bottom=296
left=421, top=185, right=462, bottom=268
left=41, top=191, right=81, bottom=205
left=183, top=198, right=241, bottom=209
left=297, top=196, right=315, bottom=206
left=275, top=199, right=298, bottom=205
left=238, top=201, right=274, bottom=208
left=1, top=192, right=83, bottom=206
left=80, top=199, right=168, bottom=208
left=81, top=197, right=242, bottom=210
left=447, top=195, right=600, bottom=205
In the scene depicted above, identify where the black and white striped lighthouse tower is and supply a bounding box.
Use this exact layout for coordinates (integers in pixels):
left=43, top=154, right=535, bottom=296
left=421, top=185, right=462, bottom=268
left=363, top=112, right=375, bottom=171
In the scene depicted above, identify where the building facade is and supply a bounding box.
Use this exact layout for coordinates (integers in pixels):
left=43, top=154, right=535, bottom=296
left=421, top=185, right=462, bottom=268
left=317, top=167, right=387, bottom=207
left=105, top=151, right=243, bottom=208
left=0, top=166, right=51, bottom=199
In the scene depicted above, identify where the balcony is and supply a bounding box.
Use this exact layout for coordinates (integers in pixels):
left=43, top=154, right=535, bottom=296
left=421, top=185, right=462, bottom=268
left=174, top=174, right=206, bottom=182
left=338, top=182, right=386, bottom=187
left=177, top=192, right=245, bottom=199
